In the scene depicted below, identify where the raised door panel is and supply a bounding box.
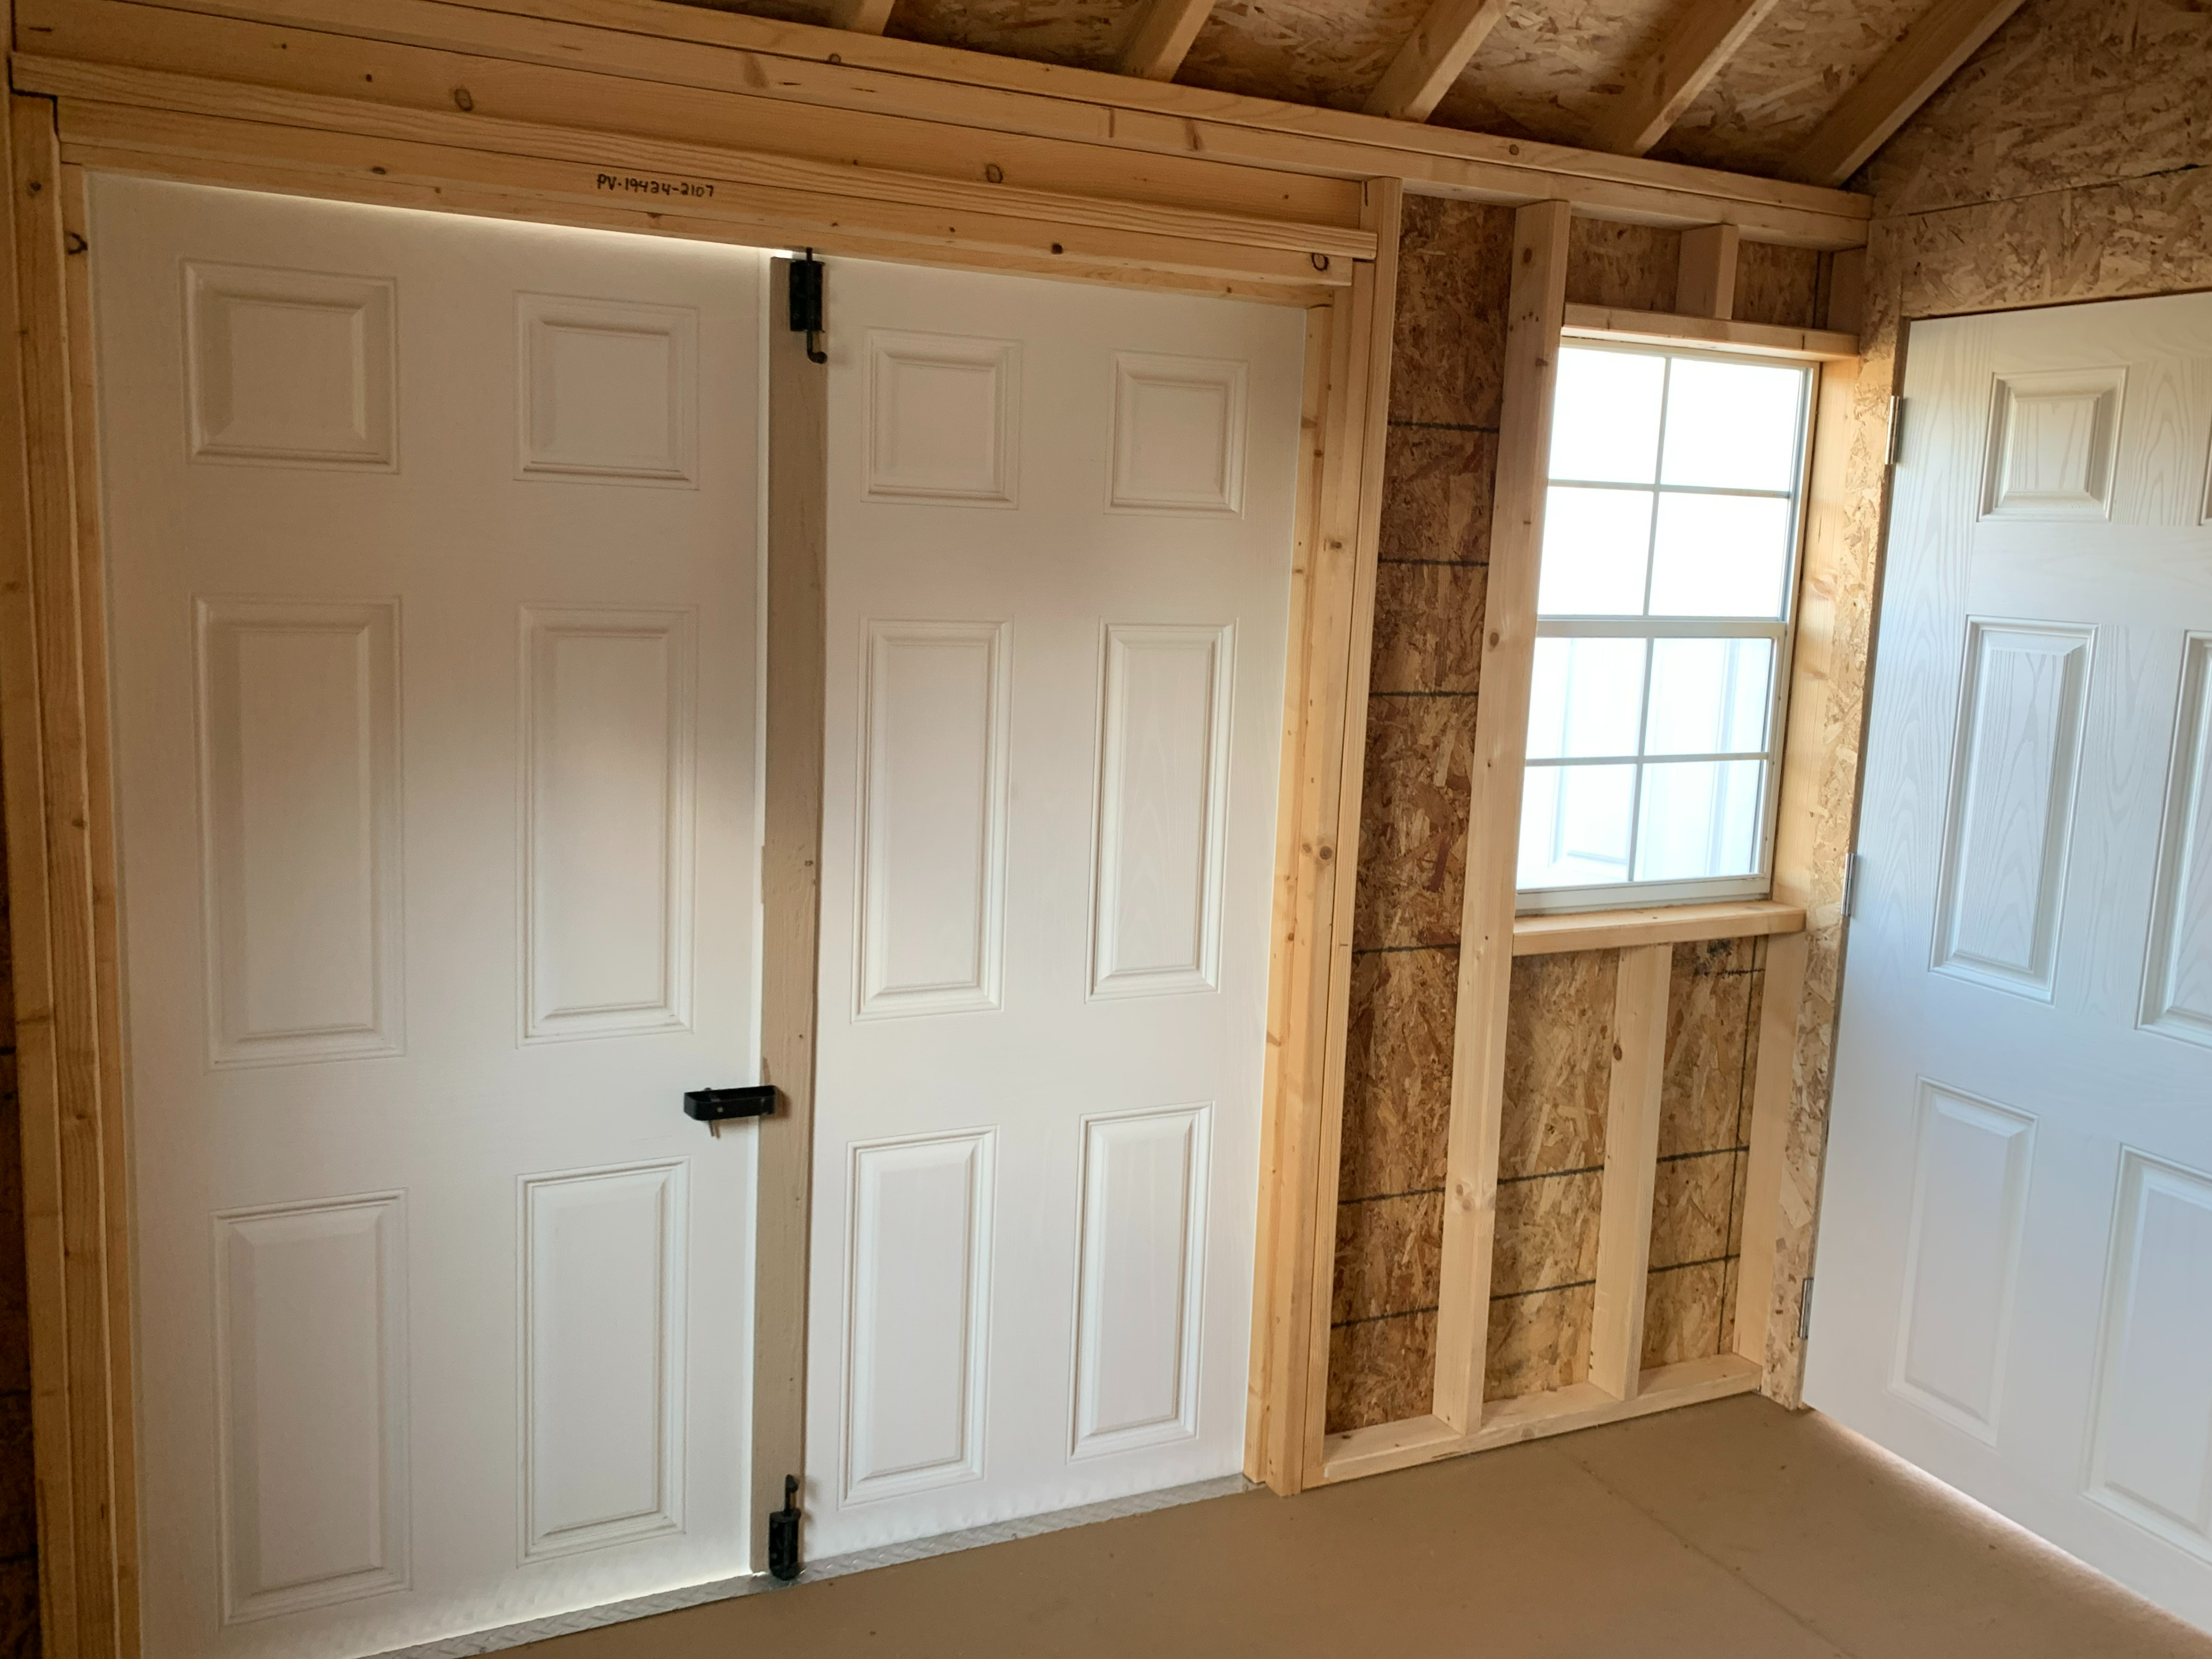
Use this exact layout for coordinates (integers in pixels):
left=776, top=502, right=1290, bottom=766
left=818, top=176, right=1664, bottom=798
left=1071, top=1105, right=1210, bottom=1457
left=843, top=1131, right=995, bottom=1503
left=516, top=294, right=698, bottom=486
left=1109, top=352, right=1248, bottom=516
left=522, top=607, right=696, bottom=1042
left=1982, top=367, right=2125, bottom=521
left=2088, top=1153, right=2212, bottom=1561
left=521, top=1161, right=687, bottom=1558
left=184, top=261, right=397, bottom=470
left=197, top=599, right=403, bottom=1067
left=2143, top=635, right=2212, bottom=1045
left=856, top=621, right=1011, bottom=1018
left=215, top=1194, right=408, bottom=1623
left=1933, top=620, right=2094, bottom=997
left=1091, top=624, right=1233, bottom=999
left=864, top=331, right=1018, bottom=506
left=1891, top=1085, right=2036, bottom=1441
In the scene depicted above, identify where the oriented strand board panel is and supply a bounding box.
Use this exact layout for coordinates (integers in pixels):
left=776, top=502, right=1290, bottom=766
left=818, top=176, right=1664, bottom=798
left=1177, top=0, right=1436, bottom=110
left=887, top=0, right=1136, bottom=71
left=1651, top=0, right=1931, bottom=172
left=1642, top=937, right=1765, bottom=1367
left=1733, top=241, right=1824, bottom=328
left=1565, top=218, right=1681, bottom=313
left=1429, top=0, right=1679, bottom=145
left=1858, top=0, right=2212, bottom=212
left=1326, top=197, right=1513, bottom=1436
left=1484, top=951, right=1616, bottom=1399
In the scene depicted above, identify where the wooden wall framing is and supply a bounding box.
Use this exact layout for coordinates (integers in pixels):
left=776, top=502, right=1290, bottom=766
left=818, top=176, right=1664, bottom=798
left=0, top=0, right=1872, bottom=1647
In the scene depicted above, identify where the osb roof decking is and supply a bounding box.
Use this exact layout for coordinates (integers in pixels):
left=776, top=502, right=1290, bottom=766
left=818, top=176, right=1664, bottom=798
left=684, top=0, right=2020, bottom=186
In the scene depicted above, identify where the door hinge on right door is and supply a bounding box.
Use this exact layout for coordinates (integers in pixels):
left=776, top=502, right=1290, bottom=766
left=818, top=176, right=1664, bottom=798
left=1885, top=396, right=1906, bottom=467
left=1842, top=853, right=1863, bottom=920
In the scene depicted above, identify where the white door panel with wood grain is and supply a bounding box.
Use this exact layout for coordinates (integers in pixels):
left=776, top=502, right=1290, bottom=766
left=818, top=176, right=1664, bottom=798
left=806, top=259, right=1302, bottom=1555
left=96, top=176, right=765, bottom=1659
left=1813, top=290, right=2212, bottom=1631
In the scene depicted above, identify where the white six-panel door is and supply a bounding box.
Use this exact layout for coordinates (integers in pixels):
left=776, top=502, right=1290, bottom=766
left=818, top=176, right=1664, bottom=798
left=805, top=258, right=1303, bottom=1555
left=95, top=177, right=766, bottom=1658
left=1812, top=291, right=2212, bottom=1631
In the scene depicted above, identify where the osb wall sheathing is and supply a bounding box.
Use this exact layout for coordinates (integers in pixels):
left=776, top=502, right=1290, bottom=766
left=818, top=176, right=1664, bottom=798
left=1748, top=0, right=2212, bottom=1406
left=1328, top=204, right=1775, bottom=1433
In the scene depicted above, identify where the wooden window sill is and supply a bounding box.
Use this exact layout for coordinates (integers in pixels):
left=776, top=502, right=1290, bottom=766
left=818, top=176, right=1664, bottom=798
left=1511, top=898, right=1806, bottom=957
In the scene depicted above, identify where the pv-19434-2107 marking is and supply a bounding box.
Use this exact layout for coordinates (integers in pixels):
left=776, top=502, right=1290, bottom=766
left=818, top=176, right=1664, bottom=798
left=595, top=172, right=719, bottom=199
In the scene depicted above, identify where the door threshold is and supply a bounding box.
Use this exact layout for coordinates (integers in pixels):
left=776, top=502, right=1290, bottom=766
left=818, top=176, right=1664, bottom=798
left=371, top=1472, right=1256, bottom=1659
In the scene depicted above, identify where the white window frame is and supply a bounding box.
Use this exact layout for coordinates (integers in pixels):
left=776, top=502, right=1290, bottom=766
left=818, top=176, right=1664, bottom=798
left=1517, top=339, right=1819, bottom=916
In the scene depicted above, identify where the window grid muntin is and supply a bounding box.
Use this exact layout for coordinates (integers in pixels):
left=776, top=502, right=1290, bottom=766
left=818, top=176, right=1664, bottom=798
left=1519, top=339, right=1814, bottom=914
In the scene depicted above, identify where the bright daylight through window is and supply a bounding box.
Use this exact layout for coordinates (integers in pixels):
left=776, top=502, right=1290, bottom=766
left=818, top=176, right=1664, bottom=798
left=1517, top=343, right=1813, bottom=911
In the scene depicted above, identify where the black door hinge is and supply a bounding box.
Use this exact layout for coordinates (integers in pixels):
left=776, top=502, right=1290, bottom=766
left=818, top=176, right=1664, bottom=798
left=789, top=251, right=827, bottom=365
left=769, top=1474, right=802, bottom=1582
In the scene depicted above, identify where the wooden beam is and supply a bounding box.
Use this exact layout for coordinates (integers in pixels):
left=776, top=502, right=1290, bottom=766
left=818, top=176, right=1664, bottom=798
left=1245, top=178, right=1402, bottom=1497
left=1582, top=0, right=1782, bottom=157
left=0, top=92, right=130, bottom=1659
left=1116, top=0, right=1213, bottom=81
left=1589, top=943, right=1672, bottom=1400
left=47, top=0, right=1870, bottom=245
left=1563, top=303, right=1860, bottom=360
left=1362, top=0, right=1510, bottom=123
left=1429, top=198, right=1572, bottom=1435
left=750, top=260, right=828, bottom=1575
left=1675, top=222, right=1739, bottom=318
left=23, top=0, right=1370, bottom=233
left=1735, top=930, right=1806, bottom=1373
left=1784, top=0, right=2032, bottom=187
left=827, top=0, right=896, bottom=34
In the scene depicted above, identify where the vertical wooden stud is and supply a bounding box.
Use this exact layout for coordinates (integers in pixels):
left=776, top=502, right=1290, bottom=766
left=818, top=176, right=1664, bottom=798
left=1429, top=198, right=1572, bottom=1435
left=1677, top=223, right=1739, bottom=319
left=750, top=260, right=829, bottom=1567
left=1735, top=929, right=1806, bottom=1373
left=0, top=92, right=129, bottom=1659
left=58, top=158, right=139, bottom=1659
left=1588, top=942, right=1672, bottom=1400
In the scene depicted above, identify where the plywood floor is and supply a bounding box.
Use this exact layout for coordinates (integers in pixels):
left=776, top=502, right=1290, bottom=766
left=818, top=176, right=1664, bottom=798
left=524, top=1396, right=2212, bottom=1659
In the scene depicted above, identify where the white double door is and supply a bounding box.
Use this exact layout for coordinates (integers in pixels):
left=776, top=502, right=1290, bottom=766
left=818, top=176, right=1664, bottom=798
left=804, top=259, right=1303, bottom=1554
left=97, top=178, right=765, bottom=1657
left=1812, top=291, right=2212, bottom=1628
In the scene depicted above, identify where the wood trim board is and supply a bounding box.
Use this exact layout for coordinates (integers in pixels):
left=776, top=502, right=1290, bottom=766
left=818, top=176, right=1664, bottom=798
left=751, top=260, right=828, bottom=1576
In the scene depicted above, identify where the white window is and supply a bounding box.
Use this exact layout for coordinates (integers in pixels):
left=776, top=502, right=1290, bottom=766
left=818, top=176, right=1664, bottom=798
left=1517, top=342, right=1815, bottom=912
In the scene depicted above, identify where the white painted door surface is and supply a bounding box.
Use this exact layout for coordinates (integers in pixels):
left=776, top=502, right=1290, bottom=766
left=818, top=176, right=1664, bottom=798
left=94, top=177, right=765, bottom=1658
left=805, top=258, right=1302, bottom=1555
left=1812, top=291, right=2212, bottom=1628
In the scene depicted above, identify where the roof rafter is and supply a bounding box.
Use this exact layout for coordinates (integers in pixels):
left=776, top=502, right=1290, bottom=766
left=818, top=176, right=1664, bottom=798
left=1362, top=0, right=1512, bottom=123
left=1784, top=0, right=2030, bottom=185
left=1116, top=0, right=1215, bottom=80
left=1583, top=0, right=1782, bottom=156
left=828, top=0, right=897, bottom=35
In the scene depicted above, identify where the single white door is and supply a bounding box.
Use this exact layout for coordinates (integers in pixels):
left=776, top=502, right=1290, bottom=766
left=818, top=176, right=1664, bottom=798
left=95, top=176, right=766, bottom=1658
left=1812, top=291, right=2212, bottom=1630
left=804, top=258, right=1303, bottom=1554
